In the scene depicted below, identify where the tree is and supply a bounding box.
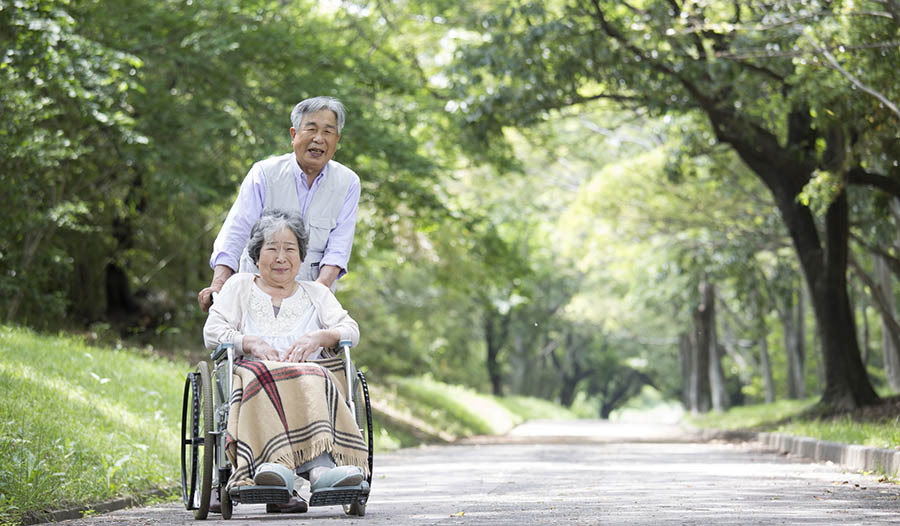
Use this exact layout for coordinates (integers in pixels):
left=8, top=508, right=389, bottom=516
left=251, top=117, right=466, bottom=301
left=447, top=0, right=900, bottom=409
left=0, top=0, right=142, bottom=325
left=1, top=0, right=448, bottom=338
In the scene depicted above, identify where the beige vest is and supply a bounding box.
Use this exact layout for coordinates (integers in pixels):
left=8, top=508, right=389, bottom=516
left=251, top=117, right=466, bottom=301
left=238, top=154, right=355, bottom=285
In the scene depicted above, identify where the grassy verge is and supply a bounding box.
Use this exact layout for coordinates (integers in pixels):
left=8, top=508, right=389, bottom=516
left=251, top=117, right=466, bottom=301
left=684, top=398, right=900, bottom=450
left=0, top=326, right=577, bottom=524
left=0, top=325, right=188, bottom=525
left=369, top=376, right=579, bottom=450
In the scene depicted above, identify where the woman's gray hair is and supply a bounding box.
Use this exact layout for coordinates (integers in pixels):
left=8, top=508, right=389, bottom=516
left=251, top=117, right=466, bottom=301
left=290, top=96, right=346, bottom=133
left=247, top=209, right=308, bottom=265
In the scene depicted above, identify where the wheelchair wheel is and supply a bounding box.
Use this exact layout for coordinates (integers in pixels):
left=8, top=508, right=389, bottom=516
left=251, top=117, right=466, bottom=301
left=180, top=361, right=214, bottom=519
left=220, top=486, right=233, bottom=520
left=343, top=370, right=371, bottom=518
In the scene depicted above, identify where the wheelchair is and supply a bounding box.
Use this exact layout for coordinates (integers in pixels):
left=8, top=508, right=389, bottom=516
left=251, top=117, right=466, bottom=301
left=180, top=341, right=373, bottom=520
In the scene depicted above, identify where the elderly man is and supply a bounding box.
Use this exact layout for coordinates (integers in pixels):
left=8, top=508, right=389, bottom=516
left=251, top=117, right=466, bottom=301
left=199, top=96, right=361, bottom=311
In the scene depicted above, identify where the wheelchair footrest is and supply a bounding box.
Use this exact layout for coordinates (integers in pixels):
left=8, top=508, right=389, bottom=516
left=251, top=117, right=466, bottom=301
left=309, top=481, right=369, bottom=507
left=229, top=485, right=291, bottom=504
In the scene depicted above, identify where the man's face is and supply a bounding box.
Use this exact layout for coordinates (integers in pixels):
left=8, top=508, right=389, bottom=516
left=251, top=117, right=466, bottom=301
left=291, top=109, right=340, bottom=178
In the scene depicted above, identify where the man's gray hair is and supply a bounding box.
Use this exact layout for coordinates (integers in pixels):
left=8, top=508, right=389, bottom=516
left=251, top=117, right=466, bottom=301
left=290, top=96, right=346, bottom=133
left=247, top=208, right=309, bottom=265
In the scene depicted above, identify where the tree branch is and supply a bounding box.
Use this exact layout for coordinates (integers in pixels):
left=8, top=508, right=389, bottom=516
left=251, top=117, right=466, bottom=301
left=847, top=167, right=900, bottom=198
left=803, top=32, right=900, bottom=120
left=849, top=231, right=900, bottom=279
left=587, top=0, right=712, bottom=107
left=848, top=255, right=900, bottom=355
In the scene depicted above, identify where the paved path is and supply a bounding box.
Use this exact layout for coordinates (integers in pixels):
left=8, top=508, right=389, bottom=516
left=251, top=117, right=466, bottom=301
left=58, top=420, right=899, bottom=525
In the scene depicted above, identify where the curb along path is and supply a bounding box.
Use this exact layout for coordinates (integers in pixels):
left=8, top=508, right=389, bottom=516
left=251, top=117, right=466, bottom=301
left=709, top=430, right=900, bottom=478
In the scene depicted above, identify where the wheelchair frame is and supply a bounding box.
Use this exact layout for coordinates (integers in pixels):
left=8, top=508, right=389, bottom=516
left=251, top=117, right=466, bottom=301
left=180, top=341, right=373, bottom=520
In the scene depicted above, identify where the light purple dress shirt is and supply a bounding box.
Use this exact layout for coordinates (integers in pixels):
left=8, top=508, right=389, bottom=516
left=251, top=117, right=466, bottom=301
left=210, top=157, right=361, bottom=279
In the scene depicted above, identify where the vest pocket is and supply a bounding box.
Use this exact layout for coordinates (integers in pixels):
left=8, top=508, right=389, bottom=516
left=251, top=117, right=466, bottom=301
left=306, top=217, right=335, bottom=263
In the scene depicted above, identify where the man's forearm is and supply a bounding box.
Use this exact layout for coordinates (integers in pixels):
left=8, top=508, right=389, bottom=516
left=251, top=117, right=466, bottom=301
left=211, top=264, right=235, bottom=288
left=316, top=265, right=342, bottom=288
left=199, top=264, right=236, bottom=312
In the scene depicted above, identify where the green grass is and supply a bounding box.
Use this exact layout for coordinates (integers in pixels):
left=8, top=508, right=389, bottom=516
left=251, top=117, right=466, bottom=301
left=365, top=376, right=580, bottom=451
left=390, top=375, right=519, bottom=436
left=777, top=417, right=900, bottom=450
left=0, top=325, right=189, bottom=524
left=0, top=326, right=578, bottom=523
left=384, top=375, right=579, bottom=439
left=494, top=394, right=581, bottom=421
left=683, top=398, right=816, bottom=431
left=684, top=398, right=900, bottom=450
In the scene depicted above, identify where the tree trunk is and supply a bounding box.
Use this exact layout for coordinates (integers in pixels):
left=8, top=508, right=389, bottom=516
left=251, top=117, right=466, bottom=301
left=855, top=277, right=870, bottom=366
left=751, top=290, right=776, bottom=403
left=5, top=227, right=48, bottom=322
left=548, top=330, right=592, bottom=407
left=717, top=294, right=758, bottom=385
left=795, top=286, right=807, bottom=396
left=558, top=372, right=580, bottom=407
left=709, top=110, right=879, bottom=410
left=701, top=281, right=728, bottom=411
left=759, top=327, right=775, bottom=403
left=679, top=332, right=692, bottom=409
left=779, top=289, right=800, bottom=399
left=874, top=254, right=900, bottom=391
left=690, top=289, right=712, bottom=413
left=808, top=192, right=879, bottom=408
left=781, top=286, right=807, bottom=399
left=483, top=309, right=508, bottom=397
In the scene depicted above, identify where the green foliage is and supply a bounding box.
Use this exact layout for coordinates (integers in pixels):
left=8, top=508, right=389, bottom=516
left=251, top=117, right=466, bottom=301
left=0, top=0, right=142, bottom=325
left=1, top=0, right=447, bottom=340
left=3, top=0, right=899, bottom=444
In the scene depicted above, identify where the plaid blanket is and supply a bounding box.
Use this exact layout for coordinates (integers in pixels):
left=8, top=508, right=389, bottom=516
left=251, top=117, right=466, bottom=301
left=224, top=356, right=368, bottom=490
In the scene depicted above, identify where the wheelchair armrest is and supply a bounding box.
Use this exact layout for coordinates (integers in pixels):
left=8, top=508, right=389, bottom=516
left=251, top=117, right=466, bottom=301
left=212, top=343, right=233, bottom=362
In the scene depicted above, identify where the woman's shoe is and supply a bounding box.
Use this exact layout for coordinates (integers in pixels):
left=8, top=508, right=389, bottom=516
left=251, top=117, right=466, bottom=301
left=209, top=489, right=221, bottom=514
left=266, top=492, right=309, bottom=513
left=310, top=465, right=364, bottom=491
left=253, top=463, right=295, bottom=494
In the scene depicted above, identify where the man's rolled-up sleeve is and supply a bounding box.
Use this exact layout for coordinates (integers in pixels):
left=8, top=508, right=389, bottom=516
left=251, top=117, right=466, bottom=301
left=318, top=174, right=360, bottom=278
left=209, top=166, right=266, bottom=271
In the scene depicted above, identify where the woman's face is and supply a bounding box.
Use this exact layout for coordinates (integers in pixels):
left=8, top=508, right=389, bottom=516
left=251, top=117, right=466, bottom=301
left=258, top=227, right=301, bottom=286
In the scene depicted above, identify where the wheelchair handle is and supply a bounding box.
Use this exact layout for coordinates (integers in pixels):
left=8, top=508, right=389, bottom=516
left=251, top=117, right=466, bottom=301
left=212, top=343, right=233, bottom=362
left=341, top=340, right=356, bottom=419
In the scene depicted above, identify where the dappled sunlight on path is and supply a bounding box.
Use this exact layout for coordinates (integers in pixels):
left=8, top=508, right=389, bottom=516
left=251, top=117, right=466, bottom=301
left=55, top=420, right=900, bottom=525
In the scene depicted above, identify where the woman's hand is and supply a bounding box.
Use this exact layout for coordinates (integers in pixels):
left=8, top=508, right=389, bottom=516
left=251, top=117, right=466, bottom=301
left=285, top=329, right=339, bottom=362
left=242, top=336, right=281, bottom=361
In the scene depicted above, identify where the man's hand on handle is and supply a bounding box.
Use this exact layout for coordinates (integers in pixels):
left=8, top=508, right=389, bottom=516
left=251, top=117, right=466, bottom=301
left=315, top=264, right=341, bottom=290
left=198, top=264, right=235, bottom=312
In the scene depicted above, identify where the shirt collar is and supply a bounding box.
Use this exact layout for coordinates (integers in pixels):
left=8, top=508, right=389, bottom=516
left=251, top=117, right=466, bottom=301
left=294, top=159, right=329, bottom=189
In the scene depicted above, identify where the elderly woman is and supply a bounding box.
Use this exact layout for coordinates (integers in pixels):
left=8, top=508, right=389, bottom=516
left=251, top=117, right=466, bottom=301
left=204, top=208, right=366, bottom=514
